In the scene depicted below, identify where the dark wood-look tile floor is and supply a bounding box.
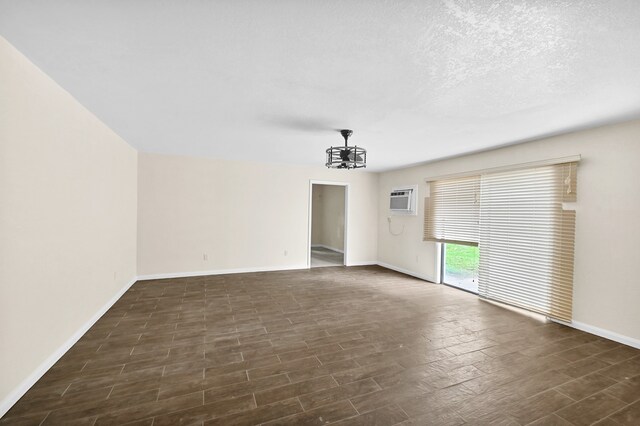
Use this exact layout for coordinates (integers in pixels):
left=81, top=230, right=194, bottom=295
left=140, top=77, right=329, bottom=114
left=2, top=266, right=639, bottom=425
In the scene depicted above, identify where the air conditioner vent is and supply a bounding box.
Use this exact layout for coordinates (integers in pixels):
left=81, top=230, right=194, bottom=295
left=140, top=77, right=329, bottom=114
left=389, top=185, right=418, bottom=215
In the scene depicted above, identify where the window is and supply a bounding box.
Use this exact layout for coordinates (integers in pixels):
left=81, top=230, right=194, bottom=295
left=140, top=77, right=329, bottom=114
left=424, top=175, right=480, bottom=245
left=442, top=243, right=479, bottom=293
left=425, top=161, right=578, bottom=321
left=478, top=163, right=577, bottom=321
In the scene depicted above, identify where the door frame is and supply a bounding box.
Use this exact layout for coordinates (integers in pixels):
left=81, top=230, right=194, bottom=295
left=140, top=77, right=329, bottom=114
left=307, top=180, right=349, bottom=268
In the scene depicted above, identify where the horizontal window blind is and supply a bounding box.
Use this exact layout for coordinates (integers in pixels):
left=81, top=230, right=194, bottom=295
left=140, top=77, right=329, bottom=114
left=424, top=175, right=480, bottom=245
left=478, top=162, right=577, bottom=321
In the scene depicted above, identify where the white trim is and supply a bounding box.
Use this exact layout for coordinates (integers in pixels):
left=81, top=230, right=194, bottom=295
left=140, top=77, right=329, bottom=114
left=346, top=260, right=378, bottom=266
left=424, top=155, right=582, bottom=182
left=0, top=276, right=138, bottom=418
left=308, top=180, right=349, bottom=268
left=376, top=262, right=437, bottom=283
left=435, top=242, right=443, bottom=284
left=568, top=320, right=640, bottom=350
left=311, top=244, right=344, bottom=254
left=137, top=264, right=309, bottom=281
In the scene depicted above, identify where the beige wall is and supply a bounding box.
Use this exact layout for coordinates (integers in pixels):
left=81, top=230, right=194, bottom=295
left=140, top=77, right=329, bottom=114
left=0, top=37, right=138, bottom=410
left=311, top=184, right=345, bottom=252
left=137, top=153, right=378, bottom=276
left=378, top=119, right=640, bottom=342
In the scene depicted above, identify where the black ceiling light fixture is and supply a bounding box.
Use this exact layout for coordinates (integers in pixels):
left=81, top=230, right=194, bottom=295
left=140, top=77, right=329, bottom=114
left=325, top=129, right=367, bottom=169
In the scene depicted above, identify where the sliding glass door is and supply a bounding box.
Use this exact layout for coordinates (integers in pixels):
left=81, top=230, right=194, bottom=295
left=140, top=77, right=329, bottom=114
left=442, top=243, right=479, bottom=293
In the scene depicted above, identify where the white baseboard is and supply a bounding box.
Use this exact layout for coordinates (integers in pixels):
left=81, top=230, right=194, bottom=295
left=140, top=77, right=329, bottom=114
left=137, top=264, right=309, bottom=281
left=0, top=276, right=138, bottom=419
left=311, top=244, right=344, bottom=254
left=376, top=262, right=437, bottom=283
left=569, top=320, right=640, bottom=349
left=346, top=260, right=378, bottom=266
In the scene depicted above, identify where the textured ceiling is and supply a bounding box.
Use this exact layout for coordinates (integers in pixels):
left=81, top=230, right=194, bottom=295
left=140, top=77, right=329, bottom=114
left=2, top=0, right=640, bottom=171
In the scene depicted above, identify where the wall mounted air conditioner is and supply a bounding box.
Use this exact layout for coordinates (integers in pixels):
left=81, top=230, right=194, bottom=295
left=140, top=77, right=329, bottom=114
left=389, top=185, right=418, bottom=215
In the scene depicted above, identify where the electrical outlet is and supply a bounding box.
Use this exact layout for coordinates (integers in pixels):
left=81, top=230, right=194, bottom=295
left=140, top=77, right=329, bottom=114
left=284, top=250, right=288, bottom=256
left=113, top=272, right=117, bottom=280
left=203, top=253, right=208, bottom=261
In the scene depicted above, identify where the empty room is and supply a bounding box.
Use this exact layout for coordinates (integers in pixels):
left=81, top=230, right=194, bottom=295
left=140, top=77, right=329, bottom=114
left=2, top=1, right=640, bottom=425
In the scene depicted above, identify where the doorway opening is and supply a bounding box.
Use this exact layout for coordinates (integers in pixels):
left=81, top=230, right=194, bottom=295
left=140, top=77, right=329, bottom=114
left=441, top=243, right=479, bottom=293
left=308, top=182, right=348, bottom=268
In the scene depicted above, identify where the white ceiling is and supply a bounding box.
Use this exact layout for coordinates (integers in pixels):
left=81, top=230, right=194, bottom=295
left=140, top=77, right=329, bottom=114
left=2, top=1, right=640, bottom=171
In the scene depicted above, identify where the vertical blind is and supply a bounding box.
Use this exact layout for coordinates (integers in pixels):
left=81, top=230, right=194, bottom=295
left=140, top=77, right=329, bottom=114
left=424, top=162, right=578, bottom=321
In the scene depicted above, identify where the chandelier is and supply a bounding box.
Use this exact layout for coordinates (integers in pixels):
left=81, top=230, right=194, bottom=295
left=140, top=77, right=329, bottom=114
left=325, top=129, right=367, bottom=169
